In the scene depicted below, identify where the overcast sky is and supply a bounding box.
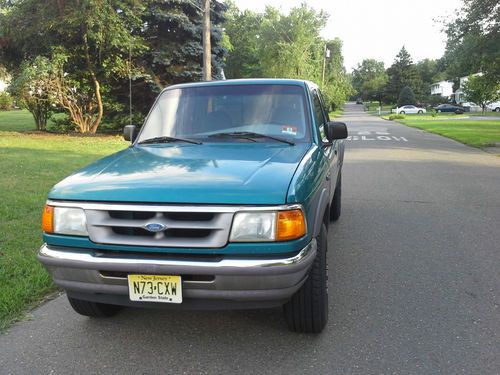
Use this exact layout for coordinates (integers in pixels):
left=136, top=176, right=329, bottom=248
left=229, top=0, right=463, bottom=72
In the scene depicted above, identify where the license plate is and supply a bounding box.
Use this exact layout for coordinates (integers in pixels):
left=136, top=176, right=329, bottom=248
left=127, top=274, right=182, bottom=304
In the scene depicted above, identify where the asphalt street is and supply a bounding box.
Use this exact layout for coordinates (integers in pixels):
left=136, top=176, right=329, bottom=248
left=1, top=103, right=499, bottom=374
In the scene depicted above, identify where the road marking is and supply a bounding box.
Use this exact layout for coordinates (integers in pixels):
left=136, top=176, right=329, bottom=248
left=346, top=130, right=408, bottom=142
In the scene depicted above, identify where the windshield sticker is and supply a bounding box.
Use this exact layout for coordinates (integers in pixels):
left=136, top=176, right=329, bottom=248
left=282, top=126, right=298, bottom=136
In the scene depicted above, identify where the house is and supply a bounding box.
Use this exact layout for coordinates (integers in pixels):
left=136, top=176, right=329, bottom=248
left=430, top=81, right=454, bottom=97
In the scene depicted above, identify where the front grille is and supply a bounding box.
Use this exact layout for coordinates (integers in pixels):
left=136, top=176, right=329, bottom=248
left=85, top=208, right=234, bottom=248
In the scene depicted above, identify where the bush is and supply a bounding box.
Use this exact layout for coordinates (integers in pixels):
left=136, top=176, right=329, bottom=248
left=46, top=113, right=75, bottom=133
left=0, top=92, right=13, bottom=111
left=388, top=114, right=406, bottom=120
left=397, top=86, right=416, bottom=107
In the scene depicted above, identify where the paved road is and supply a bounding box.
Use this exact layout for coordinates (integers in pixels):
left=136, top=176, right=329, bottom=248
left=2, top=103, right=500, bottom=374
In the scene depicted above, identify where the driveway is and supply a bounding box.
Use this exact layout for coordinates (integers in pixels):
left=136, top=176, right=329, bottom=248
left=1, top=103, right=499, bottom=374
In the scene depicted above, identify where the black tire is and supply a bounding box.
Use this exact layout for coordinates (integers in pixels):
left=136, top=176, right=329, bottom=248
left=330, top=174, right=342, bottom=221
left=67, top=296, right=122, bottom=318
left=495, top=107, right=500, bottom=112
left=400, top=111, right=405, bottom=114
left=418, top=110, right=423, bottom=114
left=437, top=109, right=442, bottom=113
left=284, top=223, right=328, bottom=334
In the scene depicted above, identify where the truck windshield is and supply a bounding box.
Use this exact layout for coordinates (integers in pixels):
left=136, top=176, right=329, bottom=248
left=137, top=84, right=311, bottom=144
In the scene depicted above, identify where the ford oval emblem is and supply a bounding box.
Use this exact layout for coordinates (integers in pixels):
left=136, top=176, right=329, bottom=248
left=144, top=223, right=167, bottom=232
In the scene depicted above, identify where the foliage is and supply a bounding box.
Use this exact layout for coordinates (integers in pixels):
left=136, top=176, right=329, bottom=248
left=443, top=0, right=500, bottom=83
left=1, top=0, right=229, bottom=132
left=462, top=74, right=500, bottom=113
left=385, top=46, right=421, bottom=103
left=7, top=56, right=55, bottom=130
left=0, top=91, right=13, bottom=110
left=224, top=4, right=264, bottom=78
left=1, top=0, right=147, bottom=133
left=398, top=86, right=416, bottom=107
left=352, top=59, right=387, bottom=104
left=224, top=4, right=352, bottom=109
left=388, top=114, right=406, bottom=120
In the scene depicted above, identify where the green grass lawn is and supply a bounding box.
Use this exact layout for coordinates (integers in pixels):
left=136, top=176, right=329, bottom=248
left=0, top=113, right=127, bottom=331
left=395, top=117, right=500, bottom=148
left=0, top=109, right=38, bottom=132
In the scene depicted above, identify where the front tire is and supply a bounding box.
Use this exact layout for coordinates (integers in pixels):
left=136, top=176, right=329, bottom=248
left=68, top=296, right=122, bottom=318
left=400, top=111, right=405, bottom=114
left=495, top=107, right=500, bottom=112
left=284, top=223, right=328, bottom=334
left=418, top=110, right=423, bottom=114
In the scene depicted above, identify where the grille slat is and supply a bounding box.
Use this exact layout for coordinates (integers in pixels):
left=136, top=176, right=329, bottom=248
left=86, top=208, right=233, bottom=248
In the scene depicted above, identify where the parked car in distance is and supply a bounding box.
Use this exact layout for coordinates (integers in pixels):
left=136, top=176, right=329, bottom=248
left=459, top=102, right=482, bottom=112
left=37, top=79, right=348, bottom=334
left=434, top=104, right=465, bottom=114
left=356, top=98, right=363, bottom=104
left=487, top=101, right=500, bottom=112
left=392, top=105, right=426, bottom=114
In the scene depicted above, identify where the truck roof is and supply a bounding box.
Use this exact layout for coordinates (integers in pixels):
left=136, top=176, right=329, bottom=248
left=164, top=78, right=318, bottom=91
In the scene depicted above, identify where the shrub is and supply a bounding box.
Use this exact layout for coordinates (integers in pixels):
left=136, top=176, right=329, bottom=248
left=397, top=86, right=416, bottom=107
left=0, top=91, right=13, bottom=110
left=388, top=114, right=406, bottom=120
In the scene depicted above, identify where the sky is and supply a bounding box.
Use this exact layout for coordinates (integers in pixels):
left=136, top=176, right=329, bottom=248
left=229, top=0, right=463, bottom=72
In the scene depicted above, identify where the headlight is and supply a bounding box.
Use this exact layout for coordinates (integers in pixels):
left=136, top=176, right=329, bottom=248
left=230, top=208, right=306, bottom=242
left=230, top=212, right=276, bottom=242
left=42, top=205, right=88, bottom=236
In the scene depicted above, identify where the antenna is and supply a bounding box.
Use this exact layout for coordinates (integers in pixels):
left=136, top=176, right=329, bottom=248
left=129, top=43, right=132, bottom=125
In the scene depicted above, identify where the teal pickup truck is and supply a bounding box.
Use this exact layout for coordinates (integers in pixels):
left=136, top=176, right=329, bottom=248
left=38, top=79, right=347, bottom=333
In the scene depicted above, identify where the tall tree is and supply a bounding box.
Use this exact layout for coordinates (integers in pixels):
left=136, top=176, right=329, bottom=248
left=352, top=59, right=388, bottom=105
left=443, top=0, right=500, bottom=82
left=223, top=4, right=264, bottom=78
left=385, top=46, right=420, bottom=103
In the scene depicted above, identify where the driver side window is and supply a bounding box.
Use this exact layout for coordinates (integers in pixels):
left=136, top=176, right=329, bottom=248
left=312, top=91, right=328, bottom=142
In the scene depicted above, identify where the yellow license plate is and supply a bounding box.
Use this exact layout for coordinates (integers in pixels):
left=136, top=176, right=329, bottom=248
left=127, top=274, right=182, bottom=304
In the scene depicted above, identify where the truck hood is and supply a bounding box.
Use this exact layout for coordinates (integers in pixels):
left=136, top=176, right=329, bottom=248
left=49, top=143, right=311, bottom=204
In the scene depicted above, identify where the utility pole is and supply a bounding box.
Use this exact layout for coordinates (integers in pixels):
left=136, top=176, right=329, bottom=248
left=321, top=45, right=330, bottom=87
left=202, top=0, right=211, bottom=81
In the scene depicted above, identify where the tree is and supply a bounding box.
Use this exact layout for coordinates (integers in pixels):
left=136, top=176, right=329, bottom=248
left=8, top=56, right=56, bottom=130
left=1, top=0, right=146, bottom=133
left=385, top=46, right=420, bottom=103
left=443, top=0, right=500, bottom=83
left=321, top=38, right=353, bottom=110
left=352, top=59, right=388, bottom=105
left=223, top=4, right=264, bottom=78
left=462, top=74, right=500, bottom=113
left=397, top=86, right=416, bottom=107
left=414, top=58, right=446, bottom=102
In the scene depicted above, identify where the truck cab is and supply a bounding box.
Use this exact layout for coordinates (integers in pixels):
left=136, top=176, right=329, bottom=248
left=38, top=79, right=347, bottom=333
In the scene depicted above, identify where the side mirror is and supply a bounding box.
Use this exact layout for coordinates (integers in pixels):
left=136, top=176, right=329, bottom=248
left=325, top=121, right=348, bottom=141
left=123, top=125, right=138, bottom=143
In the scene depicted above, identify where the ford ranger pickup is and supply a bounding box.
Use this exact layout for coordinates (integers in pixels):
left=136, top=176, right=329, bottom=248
left=38, top=79, right=347, bottom=333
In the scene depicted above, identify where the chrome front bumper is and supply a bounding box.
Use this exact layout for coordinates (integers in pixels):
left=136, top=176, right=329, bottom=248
left=38, top=240, right=316, bottom=309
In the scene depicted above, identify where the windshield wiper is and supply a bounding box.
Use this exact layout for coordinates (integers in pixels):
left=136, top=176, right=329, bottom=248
left=208, top=131, right=295, bottom=145
left=137, top=136, right=202, bottom=145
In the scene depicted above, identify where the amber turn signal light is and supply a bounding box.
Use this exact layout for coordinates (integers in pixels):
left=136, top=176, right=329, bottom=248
left=276, top=209, right=306, bottom=241
left=42, top=205, right=54, bottom=233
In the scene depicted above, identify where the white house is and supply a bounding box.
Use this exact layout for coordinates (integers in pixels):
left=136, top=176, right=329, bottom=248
left=430, top=81, right=454, bottom=97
